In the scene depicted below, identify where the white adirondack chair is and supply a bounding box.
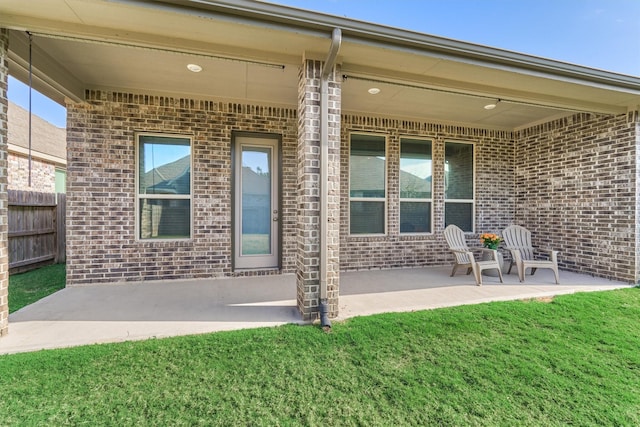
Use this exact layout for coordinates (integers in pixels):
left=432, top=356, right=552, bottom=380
left=502, top=225, right=560, bottom=284
left=443, top=224, right=503, bottom=286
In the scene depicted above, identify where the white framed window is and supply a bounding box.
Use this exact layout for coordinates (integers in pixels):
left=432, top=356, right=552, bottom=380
left=400, top=137, right=432, bottom=233
left=444, top=141, right=475, bottom=232
left=349, top=133, right=386, bottom=235
left=136, top=133, right=192, bottom=240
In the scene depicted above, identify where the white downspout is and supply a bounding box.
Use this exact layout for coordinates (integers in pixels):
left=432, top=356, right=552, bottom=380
left=319, top=28, right=341, bottom=328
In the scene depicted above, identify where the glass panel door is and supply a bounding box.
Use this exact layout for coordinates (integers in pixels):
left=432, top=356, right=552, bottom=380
left=234, top=136, right=279, bottom=269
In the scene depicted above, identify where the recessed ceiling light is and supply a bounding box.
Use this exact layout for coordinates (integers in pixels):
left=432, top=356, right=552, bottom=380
left=368, top=87, right=381, bottom=95
left=187, top=63, right=203, bottom=73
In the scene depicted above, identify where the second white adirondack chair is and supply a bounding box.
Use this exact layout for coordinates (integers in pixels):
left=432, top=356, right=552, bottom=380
left=502, top=225, right=560, bottom=284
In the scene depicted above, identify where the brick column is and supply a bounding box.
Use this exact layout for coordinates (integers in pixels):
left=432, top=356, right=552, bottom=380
left=296, top=59, right=341, bottom=320
left=0, top=29, right=10, bottom=336
left=634, top=111, right=640, bottom=284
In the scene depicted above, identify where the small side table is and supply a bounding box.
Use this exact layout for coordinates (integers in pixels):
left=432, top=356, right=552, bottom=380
left=482, top=250, right=504, bottom=277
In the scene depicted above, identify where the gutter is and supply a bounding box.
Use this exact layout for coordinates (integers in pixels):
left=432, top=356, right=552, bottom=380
left=318, top=28, right=341, bottom=330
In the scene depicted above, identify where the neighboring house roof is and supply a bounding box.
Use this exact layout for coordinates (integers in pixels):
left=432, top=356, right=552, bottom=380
left=141, top=155, right=191, bottom=194
left=241, top=166, right=271, bottom=196
left=141, top=158, right=269, bottom=196
left=7, top=101, right=66, bottom=166
left=350, top=156, right=431, bottom=196
left=1, top=0, right=639, bottom=130
left=146, top=167, right=191, bottom=195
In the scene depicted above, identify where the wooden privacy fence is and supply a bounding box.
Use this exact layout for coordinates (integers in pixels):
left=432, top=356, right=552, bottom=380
left=8, top=190, right=66, bottom=274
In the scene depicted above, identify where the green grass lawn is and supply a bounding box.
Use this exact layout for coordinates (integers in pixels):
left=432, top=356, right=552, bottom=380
left=1, top=287, right=639, bottom=425
left=8, top=263, right=66, bottom=313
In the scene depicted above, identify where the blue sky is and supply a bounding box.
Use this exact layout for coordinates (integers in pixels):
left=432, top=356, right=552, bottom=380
left=8, top=0, right=640, bottom=128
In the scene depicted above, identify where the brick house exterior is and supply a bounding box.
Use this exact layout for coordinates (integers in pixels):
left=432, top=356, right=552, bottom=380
left=1, top=1, right=640, bottom=335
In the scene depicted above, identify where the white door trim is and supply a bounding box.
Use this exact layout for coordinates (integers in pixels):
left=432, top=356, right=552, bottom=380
left=233, top=135, right=280, bottom=270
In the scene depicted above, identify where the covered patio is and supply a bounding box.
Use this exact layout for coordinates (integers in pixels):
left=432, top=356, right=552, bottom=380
left=0, top=268, right=630, bottom=354
left=1, top=0, right=640, bottom=338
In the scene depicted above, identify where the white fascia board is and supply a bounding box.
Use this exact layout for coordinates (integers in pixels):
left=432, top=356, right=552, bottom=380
left=9, top=144, right=67, bottom=166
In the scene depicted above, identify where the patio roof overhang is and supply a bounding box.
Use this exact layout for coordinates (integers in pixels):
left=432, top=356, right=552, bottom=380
left=1, top=0, right=640, bottom=131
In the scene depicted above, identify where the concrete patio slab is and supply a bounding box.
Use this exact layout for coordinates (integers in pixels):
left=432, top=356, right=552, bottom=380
left=337, top=267, right=632, bottom=318
left=0, top=267, right=632, bottom=355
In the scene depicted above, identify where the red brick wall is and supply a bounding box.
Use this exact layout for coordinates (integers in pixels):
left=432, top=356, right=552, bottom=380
left=515, top=112, right=639, bottom=282
left=66, top=91, right=298, bottom=284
